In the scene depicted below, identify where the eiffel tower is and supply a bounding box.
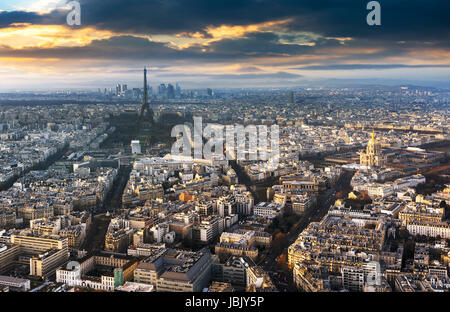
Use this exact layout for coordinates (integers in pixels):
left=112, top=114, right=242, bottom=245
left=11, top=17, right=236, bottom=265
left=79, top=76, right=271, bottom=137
left=138, top=67, right=153, bottom=125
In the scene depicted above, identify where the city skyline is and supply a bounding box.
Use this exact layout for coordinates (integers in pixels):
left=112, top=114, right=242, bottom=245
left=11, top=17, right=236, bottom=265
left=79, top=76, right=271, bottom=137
left=0, top=67, right=448, bottom=294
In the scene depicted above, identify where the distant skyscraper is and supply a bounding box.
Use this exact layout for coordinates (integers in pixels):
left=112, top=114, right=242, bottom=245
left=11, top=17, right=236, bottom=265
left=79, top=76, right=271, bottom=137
left=175, top=83, right=181, bottom=97
left=206, top=88, right=213, bottom=97
left=158, top=84, right=167, bottom=98
left=167, top=84, right=175, bottom=99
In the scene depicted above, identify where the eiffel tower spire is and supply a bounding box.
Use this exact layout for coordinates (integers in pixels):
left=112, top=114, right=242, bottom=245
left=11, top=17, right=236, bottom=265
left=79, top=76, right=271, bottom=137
left=138, top=67, right=153, bottom=123
left=143, top=67, right=148, bottom=107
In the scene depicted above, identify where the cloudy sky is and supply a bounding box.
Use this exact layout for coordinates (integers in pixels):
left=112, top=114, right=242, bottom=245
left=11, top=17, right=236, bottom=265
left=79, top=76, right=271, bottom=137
left=0, top=0, right=449, bottom=90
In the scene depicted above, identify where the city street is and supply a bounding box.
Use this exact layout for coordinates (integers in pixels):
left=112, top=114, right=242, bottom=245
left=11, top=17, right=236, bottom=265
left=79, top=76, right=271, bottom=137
left=259, top=169, right=356, bottom=291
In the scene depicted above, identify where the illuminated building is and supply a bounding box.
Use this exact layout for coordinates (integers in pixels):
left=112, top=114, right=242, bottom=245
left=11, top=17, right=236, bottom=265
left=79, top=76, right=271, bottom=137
left=360, top=131, right=387, bottom=167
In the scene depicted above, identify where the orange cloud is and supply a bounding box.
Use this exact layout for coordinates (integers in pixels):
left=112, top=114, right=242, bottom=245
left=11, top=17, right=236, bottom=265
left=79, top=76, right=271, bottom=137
left=204, top=19, right=293, bottom=39
left=165, top=18, right=294, bottom=50
left=0, top=24, right=115, bottom=49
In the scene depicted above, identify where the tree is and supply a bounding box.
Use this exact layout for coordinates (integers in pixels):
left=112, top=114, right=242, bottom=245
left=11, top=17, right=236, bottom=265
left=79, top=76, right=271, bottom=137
left=272, top=233, right=287, bottom=254
left=277, top=253, right=288, bottom=265
left=360, top=190, right=371, bottom=200
left=336, top=191, right=345, bottom=199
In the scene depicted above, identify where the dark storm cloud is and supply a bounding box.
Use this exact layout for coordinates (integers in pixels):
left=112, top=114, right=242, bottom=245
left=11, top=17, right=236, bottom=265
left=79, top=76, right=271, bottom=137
left=179, top=32, right=344, bottom=60
left=0, top=0, right=448, bottom=69
left=0, top=32, right=342, bottom=62
left=77, top=0, right=290, bottom=35
left=0, top=31, right=426, bottom=66
left=2, top=0, right=446, bottom=43
left=191, top=32, right=314, bottom=57
left=0, top=9, right=66, bottom=28
left=0, top=36, right=179, bottom=60
left=204, top=32, right=308, bottom=55
left=283, top=0, right=449, bottom=42
left=75, top=0, right=449, bottom=42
